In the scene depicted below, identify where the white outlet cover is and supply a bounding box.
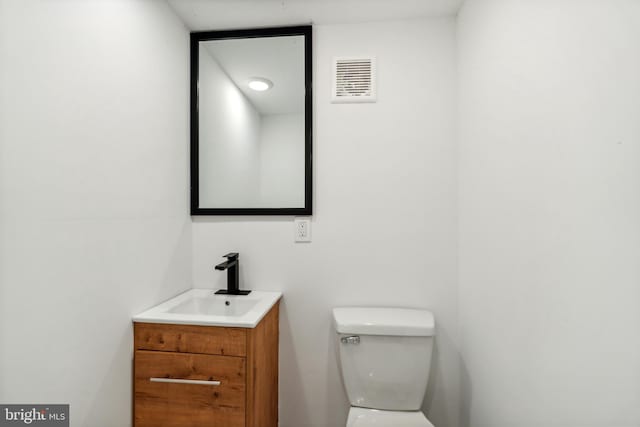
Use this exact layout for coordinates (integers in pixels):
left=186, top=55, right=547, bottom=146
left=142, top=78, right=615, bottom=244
left=294, top=217, right=311, bottom=243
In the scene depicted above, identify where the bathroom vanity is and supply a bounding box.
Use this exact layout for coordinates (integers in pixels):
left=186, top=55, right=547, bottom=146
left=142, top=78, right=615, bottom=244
left=132, top=289, right=282, bottom=427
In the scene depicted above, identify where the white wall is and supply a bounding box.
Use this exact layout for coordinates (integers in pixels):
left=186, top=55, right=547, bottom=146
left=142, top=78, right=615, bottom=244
left=457, top=1, right=640, bottom=426
left=259, top=113, right=305, bottom=207
left=192, top=19, right=459, bottom=427
left=0, top=1, right=190, bottom=426
left=199, top=46, right=262, bottom=207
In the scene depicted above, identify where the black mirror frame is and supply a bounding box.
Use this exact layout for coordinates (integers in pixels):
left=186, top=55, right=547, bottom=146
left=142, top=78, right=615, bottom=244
left=190, top=25, right=313, bottom=216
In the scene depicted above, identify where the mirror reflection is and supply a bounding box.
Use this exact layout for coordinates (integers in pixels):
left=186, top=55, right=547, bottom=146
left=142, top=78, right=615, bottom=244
left=191, top=27, right=312, bottom=215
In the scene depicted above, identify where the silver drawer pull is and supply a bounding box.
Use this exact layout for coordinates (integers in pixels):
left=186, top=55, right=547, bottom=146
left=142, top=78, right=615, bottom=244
left=150, top=377, right=221, bottom=386
left=341, top=335, right=360, bottom=344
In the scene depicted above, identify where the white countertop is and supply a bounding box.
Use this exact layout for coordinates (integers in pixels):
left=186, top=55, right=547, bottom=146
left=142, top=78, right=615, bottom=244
left=133, top=288, right=282, bottom=328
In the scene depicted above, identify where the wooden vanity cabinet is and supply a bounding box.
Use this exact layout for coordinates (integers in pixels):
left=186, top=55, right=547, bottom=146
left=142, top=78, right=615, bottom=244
left=133, top=302, right=279, bottom=427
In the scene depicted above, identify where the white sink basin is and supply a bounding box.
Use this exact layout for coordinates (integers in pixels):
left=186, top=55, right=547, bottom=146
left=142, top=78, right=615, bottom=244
left=168, top=296, right=260, bottom=316
left=133, top=289, right=282, bottom=328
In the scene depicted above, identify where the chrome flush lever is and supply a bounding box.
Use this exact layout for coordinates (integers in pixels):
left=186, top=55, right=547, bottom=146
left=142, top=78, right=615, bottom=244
left=341, top=335, right=360, bottom=344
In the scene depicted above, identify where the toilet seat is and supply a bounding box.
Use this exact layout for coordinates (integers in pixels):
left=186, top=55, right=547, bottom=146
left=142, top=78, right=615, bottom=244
left=347, top=407, right=435, bottom=427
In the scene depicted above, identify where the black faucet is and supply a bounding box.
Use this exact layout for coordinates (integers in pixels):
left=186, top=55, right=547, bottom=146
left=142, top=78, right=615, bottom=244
left=214, top=253, right=251, bottom=295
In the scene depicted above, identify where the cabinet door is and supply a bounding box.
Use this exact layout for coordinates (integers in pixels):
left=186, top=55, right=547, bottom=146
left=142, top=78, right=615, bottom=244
left=134, top=350, right=246, bottom=427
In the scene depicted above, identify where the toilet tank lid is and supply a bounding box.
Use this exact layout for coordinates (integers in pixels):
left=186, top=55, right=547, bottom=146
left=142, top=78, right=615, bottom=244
left=332, top=307, right=435, bottom=337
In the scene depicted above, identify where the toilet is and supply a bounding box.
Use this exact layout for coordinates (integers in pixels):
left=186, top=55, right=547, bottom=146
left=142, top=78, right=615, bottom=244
left=332, top=307, right=436, bottom=427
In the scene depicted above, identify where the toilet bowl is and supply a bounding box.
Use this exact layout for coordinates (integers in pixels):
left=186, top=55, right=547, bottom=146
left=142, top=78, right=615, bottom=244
left=347, top=407, right=435, bottom=427
left=333, top=307, right=436, bottom=427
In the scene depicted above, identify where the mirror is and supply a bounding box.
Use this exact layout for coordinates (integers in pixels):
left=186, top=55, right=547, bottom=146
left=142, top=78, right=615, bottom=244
left=190, top=26, right=312, bottom=215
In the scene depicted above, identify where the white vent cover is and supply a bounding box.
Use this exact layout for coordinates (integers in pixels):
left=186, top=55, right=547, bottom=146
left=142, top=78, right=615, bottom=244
left=332, top=56, right=377, bottom=103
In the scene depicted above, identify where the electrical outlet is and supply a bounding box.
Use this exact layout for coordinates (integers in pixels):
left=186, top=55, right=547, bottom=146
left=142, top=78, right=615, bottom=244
left=294, top=217, right=311, bottom=242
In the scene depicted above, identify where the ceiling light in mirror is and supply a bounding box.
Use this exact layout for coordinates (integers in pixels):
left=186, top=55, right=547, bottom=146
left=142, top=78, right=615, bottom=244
left=248, top=77, right=273, bottom=91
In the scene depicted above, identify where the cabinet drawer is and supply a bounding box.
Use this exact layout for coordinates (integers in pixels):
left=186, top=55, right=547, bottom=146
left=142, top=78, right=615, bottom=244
left=134, top=322, right=246, bottom=356
left=134, top=350, right=246, bottom=427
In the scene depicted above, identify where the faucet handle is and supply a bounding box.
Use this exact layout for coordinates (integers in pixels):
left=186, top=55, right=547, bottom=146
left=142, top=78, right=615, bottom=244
left=223, top=252, right=239, bottom=260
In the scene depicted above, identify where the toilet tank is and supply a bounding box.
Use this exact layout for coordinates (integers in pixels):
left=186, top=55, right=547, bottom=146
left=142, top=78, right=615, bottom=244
left=333, top=307, right=435, bottom=411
